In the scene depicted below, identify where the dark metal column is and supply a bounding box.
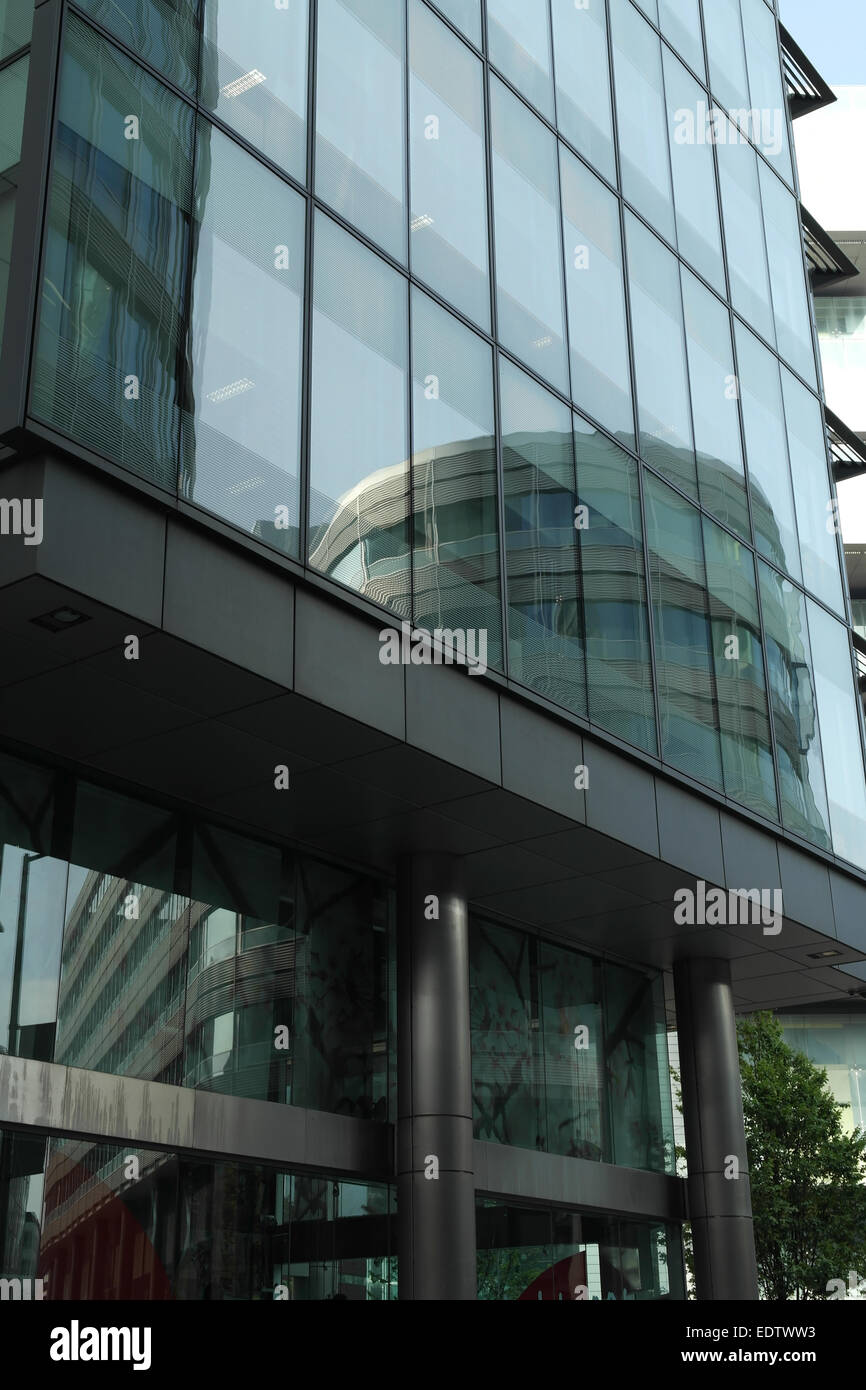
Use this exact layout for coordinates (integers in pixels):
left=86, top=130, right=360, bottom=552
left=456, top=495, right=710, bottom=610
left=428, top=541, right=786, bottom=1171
left=397, top=854, right=476, bottom=1300
left=673, top=957, right=759, bottom=1300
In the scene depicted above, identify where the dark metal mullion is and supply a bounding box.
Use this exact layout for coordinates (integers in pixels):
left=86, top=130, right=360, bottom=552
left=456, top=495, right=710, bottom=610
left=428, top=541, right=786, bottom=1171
left=607, top=0, right=664, bottom=763
left=299, top=0, right=317, bottom=573
left=404, top=0, right=415, bottom=628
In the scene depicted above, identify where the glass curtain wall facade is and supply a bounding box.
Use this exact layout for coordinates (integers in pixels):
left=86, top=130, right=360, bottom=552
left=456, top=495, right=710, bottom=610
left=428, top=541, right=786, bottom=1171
left=18, top=0, right=866, bottom=873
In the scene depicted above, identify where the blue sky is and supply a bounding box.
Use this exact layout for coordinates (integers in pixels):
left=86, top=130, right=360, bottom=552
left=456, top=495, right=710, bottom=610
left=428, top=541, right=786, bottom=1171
left=779, top=0, right=866, bottom=85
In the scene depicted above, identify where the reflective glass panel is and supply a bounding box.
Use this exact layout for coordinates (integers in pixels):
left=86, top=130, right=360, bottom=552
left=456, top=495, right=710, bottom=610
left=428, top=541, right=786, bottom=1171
left=735, top=320, right=800, bottom=579
left=659, top=0, right=705, bottom=79
left=625, top=213, right=696, bottom=495
left=487, top=0, right=554, bottom=121
left=0, top=53, right=27, bottom=349
left=470, top=920, right=540, bottom=1150
left=758, top=160, right=816, bottom=385
left=716, top=117, right=774, bottom=343
left=200, top=0, right=307, bottom=181
left=412, top=289, right=501, bottom=668
left=315, top=0, right=406, bottom=263
left=538, top=942, right=603, bottom=1159
left=703, top=0, right=749, bottom=114
left=664, top=48, right=725, bottom=294
left=758, top=561, right=831, bottom=847
left=741, top=0, right=792, bottom=182
left=428, top=0, right=481, bottom=48
left=549, top=0, right=615, bottom=183
left=501, top=355, right=584, bottom=712
left=409, top=0, right=490, bottom=330
left=560, top=145, right=634, bottom=444
left=702, top=516, right=776, bottom=816
left=807, top=600, right=866, bottom=870
left=75, top=0, right=200, bottom=92
left=781, top=368, right=844, bottom=615
left=0, top=0, right=32, bottom=59
left=309, top=214, right=410, bottom=615
left=577, top=420, right=656, bottom=753
left=610, top=0, right=675, bottom=244
left=490, top=77, right=568, bottom=393
left=604, top=966, right=672, bottom=1173
left=681, top=269, right=750, bottom=540
left=645, top=471, right=723, bottom=787
left=31, top=16, right=194, bottom=490
left=181, top=122, right=304, bottom=557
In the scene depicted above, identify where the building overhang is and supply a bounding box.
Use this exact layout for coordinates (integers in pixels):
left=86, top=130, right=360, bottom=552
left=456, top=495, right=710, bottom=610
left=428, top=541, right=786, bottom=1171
left=781, top=24, right=837, bottom=118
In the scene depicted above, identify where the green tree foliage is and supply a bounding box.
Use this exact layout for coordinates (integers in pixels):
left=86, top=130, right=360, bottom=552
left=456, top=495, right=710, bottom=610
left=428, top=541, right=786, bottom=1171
left=737, top=1011, right=866, bottom=1300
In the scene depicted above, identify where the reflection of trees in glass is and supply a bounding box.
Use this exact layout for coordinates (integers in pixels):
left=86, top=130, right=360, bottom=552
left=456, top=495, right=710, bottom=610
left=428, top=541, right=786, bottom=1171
left=470, top=924, right=540, bottom=1149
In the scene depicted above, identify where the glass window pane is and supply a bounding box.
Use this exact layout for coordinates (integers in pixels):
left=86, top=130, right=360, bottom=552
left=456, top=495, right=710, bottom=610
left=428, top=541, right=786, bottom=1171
left=681, top=269, right=750, bottom=540
left=605, top=965, right=671, bottom=1173
left=781, top=369, right=844, bottom=615
left=716, top=115, right=774, bottom=343
left=470, top=920, right=540, bottom=1150
left=576, top=420, right=656, bottom=753
left=315, top=0, right=406, bottom=263
left=758, top=561, right=831, bottom=848
left=409, top=0, right=490, bottom=330
left=0, top=53, right=27, bottom=348
left=807, top=600, right=866, bottom=870
left=550, top=0, right=615, bottom=183
left=645, top=471, right=723, bottom=787
left=490, top=77, right=568, bottom=393
left=412, top=289, right=501, bottom=667
left=309, top=214, right=410, bottom=615
left=75, top=0, right=200, bottom=93
left=31, top=16, right=194, bottom=490
left=429, top=0, right=481, bottom=48
left=610, top=0, right=675, bottom=244
left=741, top=0, right=792, bottom=182
left=664, top=49, right=725, bottom=294
left=560, top=145, right=634, bottom=445
left=659, top=0, right=705, bottom=79
left=625, top=213, right=696, bottom=495
left=539, top=943, right=603, bottom=1159
left=500, top=355, right=584, bottom=712
left=200, top=0, right=307, bottom=181
left=487, top=0, right=554, bottom=122
left=702, top=517, right=776, bottom=815
left=735, top=321, right=800, bottom=580
left=758, top=161, right=816, bottom=385
left=703, top=0, right=749, bottom=114
left=181, top=122, right=305, bottom=557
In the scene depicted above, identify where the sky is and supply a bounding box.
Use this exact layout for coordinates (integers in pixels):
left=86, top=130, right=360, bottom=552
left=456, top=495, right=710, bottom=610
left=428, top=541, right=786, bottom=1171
left=780, top=0, right=866, bottom=85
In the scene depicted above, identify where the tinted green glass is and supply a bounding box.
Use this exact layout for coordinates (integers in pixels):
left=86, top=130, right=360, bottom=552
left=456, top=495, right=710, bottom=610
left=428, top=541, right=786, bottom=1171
left=409, top=0, right=490, bottom=330
left=200, top=0, right=307, bottom=180
left=31, top=16, right=194, bottom=489
left=741, top=0, right=792, bottom=183
left=430, top=0, right=481, bottom=46
left=610, top=0, right=675, bottom=244
left=0, top=0, right=30, bottom=59
left=412, top=289, right=501, bottom=668
left=0, top=53, right=27, bottom=350
left=702, top=516, right=776, bottom=816
left=560, top=145, right=634, bottom=445
left=781, top=369, right=844, bottom=615
left=645, top=471, right=723, bottom=787
left=501, top=355, right=584, bottom=712
left=181, top=121, right=305, bottom=557
left=75, top=0, right=200, bottom=93
left=604, top=965, right=672, bottom=1174
left=736, top=320, right=801, bottom=580
left=576, top=420, right=656, bottom=753
left=703, top=0, right=749, bottom=113
left=487, top=0, right=554, bottom=121
left=716, top=119, right=774, bottom=343
left=538, top=942, right=603, bottom=1160
left=550, top=0, right=615, bottom=183
left=309, top=214, right=410, bottom=615
left=470, top=920, right=540, bottom=1150
left=681, top=269, right=750, bottom=541
left=664, top=49, right=725, bottom=294
left=316, top=0, right=406, bottom=262
left=758, top=561, right=831, bottom=848
left=807, top=600, right=866, bottom=870
left=626, top=214, right=696, bottom=495
left=659, top=0, right=705, bottom=78
left=490, top=77, right=568, bottom=392
left=759, top=160, right=816, bottom=385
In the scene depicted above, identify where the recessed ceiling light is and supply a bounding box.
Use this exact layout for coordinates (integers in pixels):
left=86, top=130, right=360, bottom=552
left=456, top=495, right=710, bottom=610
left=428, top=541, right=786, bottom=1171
left=807, top=948, right=843, bottom=959
left=220, top=69, right=266, bottom=98
left=30, top=606, right=91, bottom=633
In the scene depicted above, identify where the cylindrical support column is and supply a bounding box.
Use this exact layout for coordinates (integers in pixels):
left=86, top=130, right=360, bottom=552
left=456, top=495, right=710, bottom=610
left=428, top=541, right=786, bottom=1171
left=397, top=854, right=476, bottom=1300
left=673, top=957, right=759, bottom=1300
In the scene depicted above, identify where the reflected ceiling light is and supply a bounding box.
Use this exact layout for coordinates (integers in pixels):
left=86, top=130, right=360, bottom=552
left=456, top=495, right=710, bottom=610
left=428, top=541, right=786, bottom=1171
left=806, top=948, right=843, bottom=959
left=30, top=606, right=91, bottom=633
left=410, top=213, right=434, bottom=231
left=206, top=378, right=255, bottom=403
left=228, top=476, right=266, bottom=496
left=532, top=335, right=552, bottom=349
left=220, top=69, right=266, bottom=98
